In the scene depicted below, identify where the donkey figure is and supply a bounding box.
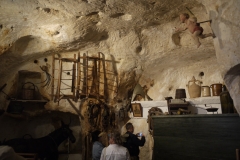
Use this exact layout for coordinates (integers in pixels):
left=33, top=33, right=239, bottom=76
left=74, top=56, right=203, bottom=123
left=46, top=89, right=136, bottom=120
left=3, top=121, right=76, bottom=160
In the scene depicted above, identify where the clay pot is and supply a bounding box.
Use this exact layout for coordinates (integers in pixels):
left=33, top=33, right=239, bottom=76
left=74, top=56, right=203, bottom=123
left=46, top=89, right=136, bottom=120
left=186, top=76, right=202, bottom=98
left=210, top=83, right=223, bottom=96
left=201, top=86, right=211, bottom=97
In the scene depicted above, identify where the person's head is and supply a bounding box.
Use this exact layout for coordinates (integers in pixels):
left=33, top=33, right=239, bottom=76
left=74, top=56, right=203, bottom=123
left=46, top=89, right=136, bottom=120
left=189, top=17, right=197, bottom=23
left=126, top=122, right=134, bottom=133
left=108, top=131, right=122, bottom=145
left=92, top=130, right=101, bottom=142
left=179, top=13, right=189, bottom=23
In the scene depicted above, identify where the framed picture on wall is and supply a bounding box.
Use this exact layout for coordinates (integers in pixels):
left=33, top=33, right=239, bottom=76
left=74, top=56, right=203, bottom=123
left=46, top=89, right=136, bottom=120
left=131, top=103, right=143, bottom=117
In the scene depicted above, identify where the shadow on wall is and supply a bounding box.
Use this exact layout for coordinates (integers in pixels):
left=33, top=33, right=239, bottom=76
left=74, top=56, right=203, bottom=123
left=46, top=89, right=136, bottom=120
left=10, top=36, right=34, bottom=55
left=0, top=111, right=81, bottom=153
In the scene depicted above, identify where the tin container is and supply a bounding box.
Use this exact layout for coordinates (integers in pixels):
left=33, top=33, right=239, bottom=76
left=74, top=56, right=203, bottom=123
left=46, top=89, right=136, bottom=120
left=201, top=86, right=211, bottom=97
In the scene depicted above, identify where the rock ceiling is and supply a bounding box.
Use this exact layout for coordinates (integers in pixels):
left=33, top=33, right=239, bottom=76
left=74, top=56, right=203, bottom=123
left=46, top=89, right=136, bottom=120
left=0, top=0, right=240, bottom=112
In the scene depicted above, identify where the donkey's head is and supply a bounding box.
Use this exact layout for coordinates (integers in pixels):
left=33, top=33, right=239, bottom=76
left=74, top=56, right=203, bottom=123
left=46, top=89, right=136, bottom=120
left=60, top=120, right=76, bottom=143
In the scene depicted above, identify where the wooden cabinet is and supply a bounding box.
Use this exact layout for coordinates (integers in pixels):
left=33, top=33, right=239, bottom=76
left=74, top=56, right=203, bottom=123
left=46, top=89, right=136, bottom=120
left=168, top=102, right=189, bottom=115
left=151, top=114, right=240, bottom=160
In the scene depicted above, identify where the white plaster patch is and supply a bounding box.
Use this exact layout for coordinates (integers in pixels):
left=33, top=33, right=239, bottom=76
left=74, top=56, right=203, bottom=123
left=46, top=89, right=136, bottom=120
left=121, top=14, right=132, bottom=21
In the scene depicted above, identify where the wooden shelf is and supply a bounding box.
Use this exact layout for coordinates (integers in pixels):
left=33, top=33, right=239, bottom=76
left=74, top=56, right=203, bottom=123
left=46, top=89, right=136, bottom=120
left=168, top=102, right=189, bottom=115
left=11, top=100, right=48, bottom=103
left=7, top=100, right=49, bottom=115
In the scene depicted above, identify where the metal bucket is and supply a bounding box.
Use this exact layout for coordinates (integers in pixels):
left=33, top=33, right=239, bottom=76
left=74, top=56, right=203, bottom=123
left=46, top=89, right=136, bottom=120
left=175, top=89, right=186, bottom=99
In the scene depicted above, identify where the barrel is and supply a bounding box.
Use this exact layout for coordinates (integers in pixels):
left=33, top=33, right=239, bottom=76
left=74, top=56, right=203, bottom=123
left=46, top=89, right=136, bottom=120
left=175, top=89, right=186, bottom=99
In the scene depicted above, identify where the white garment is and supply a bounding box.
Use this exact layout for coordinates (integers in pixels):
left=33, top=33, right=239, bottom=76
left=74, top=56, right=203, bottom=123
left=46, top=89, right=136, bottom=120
left=0, top=146, right=26, bottom=160
left=100, top=144, right=130, bottom=160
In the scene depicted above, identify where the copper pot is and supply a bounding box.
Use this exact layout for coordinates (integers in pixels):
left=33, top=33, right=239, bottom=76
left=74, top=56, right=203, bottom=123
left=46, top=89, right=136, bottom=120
left=210, top=83, right=223, bottom=96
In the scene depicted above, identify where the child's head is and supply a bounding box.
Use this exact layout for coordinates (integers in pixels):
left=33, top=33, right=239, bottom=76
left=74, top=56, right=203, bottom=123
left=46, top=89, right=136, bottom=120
left=189, top=17, right=197, bottom=23
left=179, top=13, right=189, bottom=23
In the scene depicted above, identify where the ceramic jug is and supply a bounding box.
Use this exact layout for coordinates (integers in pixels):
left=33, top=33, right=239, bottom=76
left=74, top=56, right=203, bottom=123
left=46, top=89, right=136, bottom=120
left=201, top=86, right=211, bottom=97
left=210, top=83, right=223, bottom=96
left=186, top=76, right=202, bottom=98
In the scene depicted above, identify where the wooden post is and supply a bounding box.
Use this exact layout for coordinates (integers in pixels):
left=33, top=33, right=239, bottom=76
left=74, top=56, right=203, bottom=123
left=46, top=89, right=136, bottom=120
left=72, top=54, right=76, bottom=101
left=86, top=52, right=88, bottom=98
left=76, top=52, right=81, bottom=101
left=54, top=59, right=62, bottom=104
left=97, top=52, right=100, bottom=99
left=51, top=54, right=55, bottom=101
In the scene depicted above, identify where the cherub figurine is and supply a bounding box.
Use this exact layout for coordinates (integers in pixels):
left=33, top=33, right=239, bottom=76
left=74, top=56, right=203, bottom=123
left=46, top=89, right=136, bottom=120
left=175, top=13, right=214, bottom=48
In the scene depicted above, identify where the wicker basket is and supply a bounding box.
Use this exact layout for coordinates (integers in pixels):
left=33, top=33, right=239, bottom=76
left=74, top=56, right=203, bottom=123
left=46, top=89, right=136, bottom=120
left=21, top=82, right=36, bottom=100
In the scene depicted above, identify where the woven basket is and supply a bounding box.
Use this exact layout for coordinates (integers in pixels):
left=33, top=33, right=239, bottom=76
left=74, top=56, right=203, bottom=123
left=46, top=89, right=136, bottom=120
left=21, top=82, right=36, bottom=100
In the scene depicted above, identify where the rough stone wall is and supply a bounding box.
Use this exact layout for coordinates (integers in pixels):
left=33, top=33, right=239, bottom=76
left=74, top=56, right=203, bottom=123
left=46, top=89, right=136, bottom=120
left=0, top=0, right=240, bottom=159
left=199, top=0, right=240, bottom=113
left=0, top=0, right=225, bottom=103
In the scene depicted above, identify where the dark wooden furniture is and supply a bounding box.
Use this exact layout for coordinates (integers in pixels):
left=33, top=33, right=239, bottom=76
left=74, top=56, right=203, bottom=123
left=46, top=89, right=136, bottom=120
left=168, top=102, right=189, bottom=115
left=151, top=114, right=240, bottom=160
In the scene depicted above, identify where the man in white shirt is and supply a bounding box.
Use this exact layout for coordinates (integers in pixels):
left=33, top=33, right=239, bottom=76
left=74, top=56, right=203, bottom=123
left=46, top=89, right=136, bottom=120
left=100, top=131, right=130, bottom=160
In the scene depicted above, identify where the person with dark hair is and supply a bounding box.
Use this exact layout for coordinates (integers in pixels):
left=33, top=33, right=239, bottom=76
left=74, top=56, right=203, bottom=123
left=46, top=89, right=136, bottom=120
left=100, top=131, right=130, bottom=160
left=123, top=122, right=145, bottom=160
left=92, top=130, right=105, bottom=160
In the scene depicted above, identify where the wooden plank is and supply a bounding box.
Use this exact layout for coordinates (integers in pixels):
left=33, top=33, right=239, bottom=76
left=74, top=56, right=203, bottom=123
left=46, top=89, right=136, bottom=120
left=72, top=54, right=76, bottom=99
left=76, top=52, right=81, bottom=101
left=97, top=52, right=100, bottom=99
left=100, top=52, right=108, bottom=101
left=54, top=59, right=62, bottom=103
left=86, top=52, right=88, bottom=97
left=51, top=54, right=55, bottom=101
left=82, top=53, right=87, bottom=97
left=152, top=114, right=240, bottom=160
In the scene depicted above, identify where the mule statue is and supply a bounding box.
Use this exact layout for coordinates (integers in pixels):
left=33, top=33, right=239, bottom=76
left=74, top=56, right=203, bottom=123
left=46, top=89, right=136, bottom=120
left=2, top=120, right=76, bottom=160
